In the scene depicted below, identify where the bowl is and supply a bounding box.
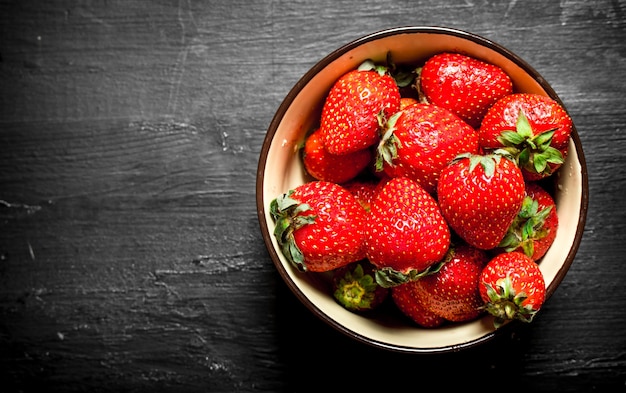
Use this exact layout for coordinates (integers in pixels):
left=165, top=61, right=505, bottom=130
left=256, top=26, right=589, bottom=353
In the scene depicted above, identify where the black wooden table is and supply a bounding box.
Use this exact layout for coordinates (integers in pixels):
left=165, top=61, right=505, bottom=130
left=2, top=1, right=625, bottom=392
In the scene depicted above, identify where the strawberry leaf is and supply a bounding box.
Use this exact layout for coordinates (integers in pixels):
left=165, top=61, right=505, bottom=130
left=482, top=156, right=496, bottom=178
left=482, top=275, right=537, bottom=328
left=521, top=241, right=535, bottom=260
left=533, top=153, right=548, bottom=173
left=498, top=195, right=553, bottom=256
left=393, top=69, right=415, bottom=88
left=515, top=147, right=528, bottom=166
left=375, top=268, right=411, bottom=288
left=270, top=191, right=317, bottom=272
left=493, top=110, right=565, bottom=178
left=498, top=130, right=526, bottom=146
left=333, top=263, right=387, bottom=311
left=358, top=58, right=390, bottom=77
left=522, top=219, right=535, bottom=243
left=469, top=154, right=497, bottom=178
left=357, top=59, right=376, bottom=72
left=529, top=148, right=562, bottom=174
left=270, top=191, right=296, bottom=220
left=374, top=260, right=444, bottom=288
left=498, top=233, right=518, bottom=249
left=516, top=110, right=534, bottom=139
left=534, top=128, right=557, bottom=148
left=283, top=241, right=305, bottom=271
left=545, top=146, right=565, bottom=164
left=375, top=111, right=403, bottom=171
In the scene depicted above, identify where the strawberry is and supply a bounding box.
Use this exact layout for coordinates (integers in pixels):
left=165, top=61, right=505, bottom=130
left=400, top=97, right=419, bottom=109
left=478, top=93, right=573, bottom=180
left=270, top=181, right=367, bottom=272
left=365, top=176, right=450, bottom=285
left=413, top=242, right=489, bottom=322
left=376, top=103, right=479, bottom=194
left=320, top=61, right=401, bottom=155
left=332, top=260, right=389, bottom=312
left=437, top=152, right=525, bottom=250
left=391, top=282, right=445, bottom=328
left=302, top=128, right=372, bottom=184
left=418, top=52, right=513, bottom=128
left=497, top=182, right=558, bottom=261
left=479, top=251, right=546, bottom=327
left=341, top=177, right=386, bottom=213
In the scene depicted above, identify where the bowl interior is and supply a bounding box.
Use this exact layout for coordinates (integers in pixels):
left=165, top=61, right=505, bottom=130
left=257, top=27, right=588, bottom=353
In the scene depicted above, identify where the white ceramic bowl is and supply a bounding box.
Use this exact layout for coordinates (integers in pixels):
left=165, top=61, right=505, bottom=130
left=256, top=26, right=588, bottom=353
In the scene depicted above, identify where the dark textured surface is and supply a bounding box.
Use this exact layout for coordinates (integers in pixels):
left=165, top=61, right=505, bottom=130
left=1, top=1, right=625, bottom=392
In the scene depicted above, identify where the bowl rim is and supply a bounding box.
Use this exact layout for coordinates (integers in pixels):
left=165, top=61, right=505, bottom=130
left=256, top=26, right=589, bottom=353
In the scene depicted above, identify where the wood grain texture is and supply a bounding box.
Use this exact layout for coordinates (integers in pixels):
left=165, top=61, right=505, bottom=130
left=1, top=0, right=626, bottom=391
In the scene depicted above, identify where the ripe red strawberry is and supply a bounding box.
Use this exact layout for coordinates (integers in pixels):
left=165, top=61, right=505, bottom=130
left=391, top=282, right=445, bottom=328
left=419, top=52, right=513, bottom=128
left=413, top=242, right=489, bottom=322
left=376, top=103, right=479, bottom=194
left=302, top=128, right=372, bottom=184
left=332, top=260, right=389, bottom=313
left=437, top=152, right=525, bottom=250
left=320, top=63, right=401, bottom=155
left=270, top=181, right=367, bottom=272
left=498, top=182, right=558, bottom=261
left=341, top=177, right=386, bottom=213
left=400, top=97, right=419, bottom=109
left=478, top=93, right=573, bottom=180
left=365, top=176, right=450, bottom=285
left=479, top=251, right=546, bottom=327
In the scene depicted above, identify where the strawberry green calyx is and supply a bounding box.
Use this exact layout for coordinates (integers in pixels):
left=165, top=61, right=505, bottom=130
left=385, top=52, right=415, bottom=88
left=358, top=53, right=416, bottom=88
left=357, top=59, right=389, bottom=76
left=498, top=195, right=553, bottom=257
left=375, top=244, right=456, bottom=289
left=482, top=275, right=538, bottom=328
left=269, top=191, right=316, bottom=272
left=374, top=111, right=403, bottom=172
left=374, top=260, right=445, bottom=288
left=452, top=151, right=514, bottom=179
left=333, top=262, right=389, bottom=312
left=496, top=110, right=564, bottom=177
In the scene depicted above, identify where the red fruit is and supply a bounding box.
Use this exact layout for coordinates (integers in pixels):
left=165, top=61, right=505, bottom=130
left=419, top=52, right=513, bottom=128
left=498, top=182, right=558, bottom=261
left=332, top=260, right=389, bottom=312
left=270, top=181, right=367, bottom=272
left=365, top=176, right=450, bottom=284
left=478, top=93, right=573, bottom=180
left=320, top=64, right=401, bottom=155
left=400, top=97, right=419, bottom=109
left=414, top=243, right=489, bottom=322
left=302, top=128, right=372, bottom=184
left=437, top=152, right=526, bottom=250
left=391, top=282, right=445, bottom=328
left=376, top=103, right=479, bottom=194
left=341, top=177, right=385, bottom=213
left=479, top=251, right=546, bottom=327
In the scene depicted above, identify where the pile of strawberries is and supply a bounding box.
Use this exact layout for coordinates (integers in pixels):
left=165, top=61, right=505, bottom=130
left=270, top=52, right=572, bottom=328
